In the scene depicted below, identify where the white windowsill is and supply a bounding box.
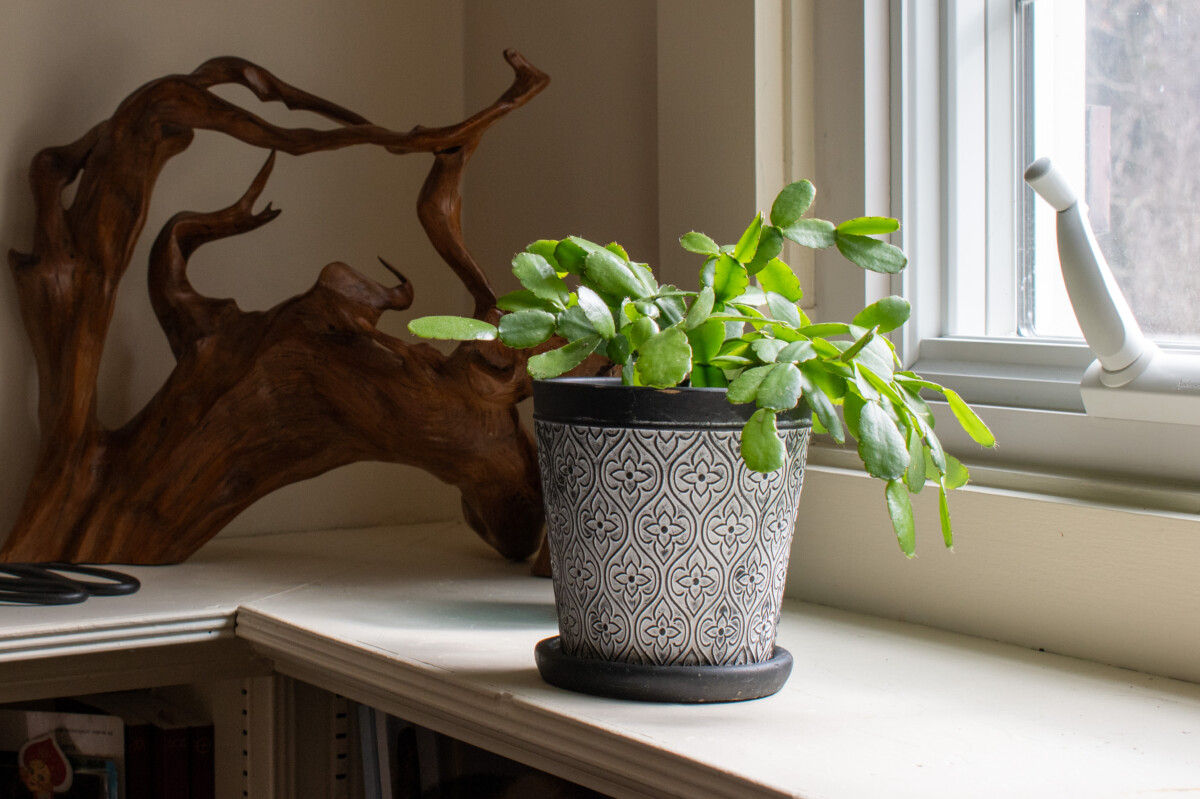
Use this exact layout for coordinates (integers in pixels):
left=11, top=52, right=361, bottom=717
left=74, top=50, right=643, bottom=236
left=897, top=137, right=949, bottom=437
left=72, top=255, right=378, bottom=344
left=2, top=524, right=1198, bottom=798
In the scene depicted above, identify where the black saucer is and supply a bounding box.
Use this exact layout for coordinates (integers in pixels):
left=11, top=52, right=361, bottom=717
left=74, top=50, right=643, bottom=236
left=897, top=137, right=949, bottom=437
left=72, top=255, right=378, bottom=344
left=534, top=636, right=793, bottom=703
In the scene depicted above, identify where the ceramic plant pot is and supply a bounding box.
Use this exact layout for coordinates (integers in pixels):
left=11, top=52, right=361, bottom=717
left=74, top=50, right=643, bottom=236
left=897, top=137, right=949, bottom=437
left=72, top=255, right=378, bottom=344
left=531, top=377, right=811, bottom=702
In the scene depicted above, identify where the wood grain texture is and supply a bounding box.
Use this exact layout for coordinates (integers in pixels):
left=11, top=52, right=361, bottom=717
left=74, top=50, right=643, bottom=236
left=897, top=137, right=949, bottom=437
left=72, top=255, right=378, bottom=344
left=0, top=52, right=582, bottom=564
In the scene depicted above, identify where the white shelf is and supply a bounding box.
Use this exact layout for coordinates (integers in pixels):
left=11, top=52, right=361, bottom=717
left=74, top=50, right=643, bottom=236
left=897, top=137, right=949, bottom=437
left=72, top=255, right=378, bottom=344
left=3, top=523, right=1200, bottom=798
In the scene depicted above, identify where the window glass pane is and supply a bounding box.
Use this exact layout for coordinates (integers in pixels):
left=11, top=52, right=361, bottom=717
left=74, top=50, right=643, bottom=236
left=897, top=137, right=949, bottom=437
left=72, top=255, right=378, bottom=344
left=1025, top=0, right=1200, bottom=344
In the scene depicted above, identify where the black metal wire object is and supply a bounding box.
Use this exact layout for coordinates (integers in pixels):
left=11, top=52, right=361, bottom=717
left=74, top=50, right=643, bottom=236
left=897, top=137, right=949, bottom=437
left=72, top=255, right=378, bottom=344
left=0, top=563, right=140, bottom=605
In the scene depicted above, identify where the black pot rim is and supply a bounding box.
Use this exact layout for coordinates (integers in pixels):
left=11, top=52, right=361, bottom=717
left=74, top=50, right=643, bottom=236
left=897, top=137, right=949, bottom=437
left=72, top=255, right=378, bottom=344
left=532, top=377, right=812, bottom=430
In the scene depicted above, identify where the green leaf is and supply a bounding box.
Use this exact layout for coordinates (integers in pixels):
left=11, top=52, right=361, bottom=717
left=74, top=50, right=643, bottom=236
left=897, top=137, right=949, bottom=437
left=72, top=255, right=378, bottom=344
left=904, top=428, right=926, bottom=494
left=747, top=226, right=785, bottom=275
left=685, top=286, right=716, bottom=330
left=606, top=242, right=630, bottom=260
left=853, top=295, right=912, bottom=333
left=757, top=363, right=804, bottom=411
left=781, top=218, right=836, bottom=249
left=776, top=340, right=817, bottom=364
left=627, top=316, right=659, bottom=350
left=606, top=334, right=632, bottom=365
left=635, top=326, right=692, bottom=387
left=836, top=216, right=901, bottom=236
left=408, top=315, right=497, bottom=341
left=527, top=335, right=602, bottom=379
left=733, top=213, right=764, bottom=264
left=835, top=233, right=908, bottom=273
left=751, top=338, right=787, bottom=363
left=757, top=258, right=804, bottom=303
left=741, top=408, right=786, bottom=472
left=885, top=480, right=917, bottom=558
left=576, top=285, right=616, bottom=339
left=938, top=484, right=953, bottom=549
left=553, top=238, right=589, bottom=274
left=798, top=369, right=844, bottom=443
left=839, top=325, right=879, bottom=363
left=941, top=453, right=970, bottom=489
left=712, top=254, right=750, bottom=303
left=770, top=180, right=816, bottom=227
left=512, top=252, right=570, bottom=306
left=630, top=261, right=660, bottom=295
left=740, top=285, right=768, bottom=306
left=857, top=400, right=910, bottom=480
left=585, top=249, right=652, bottom=299
left=556, top=305, right=597, bottom=342
left=496, top=289, right=555, bottom=313
left=691, top=364, right=728, bottom=388
left=687, top=318, right=726, bottom=364
left=944, top=388, right=996, bottom=447
left=680, top=231, right=722, bottom=256
left=765, top=291, right=804, bottom=328
left=727, top=364, right=774, bottom=404
left=655, top=291, right=687, bottom=326
left=498, top=309, right=557, bottom=348
left=526, top=239, right=562, bottom=271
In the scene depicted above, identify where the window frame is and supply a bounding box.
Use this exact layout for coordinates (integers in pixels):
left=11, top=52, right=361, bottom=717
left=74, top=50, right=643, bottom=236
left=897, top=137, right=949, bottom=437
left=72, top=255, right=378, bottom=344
left=809, top=0, right=1200, bottom=495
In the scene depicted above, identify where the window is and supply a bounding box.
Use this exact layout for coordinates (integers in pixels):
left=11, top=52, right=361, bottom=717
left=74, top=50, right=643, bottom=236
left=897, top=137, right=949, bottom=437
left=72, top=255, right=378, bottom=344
left=816, top=0, right=1200, bottom=494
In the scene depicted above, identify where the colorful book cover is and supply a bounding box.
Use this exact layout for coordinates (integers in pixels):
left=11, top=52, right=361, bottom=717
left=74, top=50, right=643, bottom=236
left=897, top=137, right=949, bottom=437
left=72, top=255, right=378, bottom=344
left=0, top=709, right=121, bottom=798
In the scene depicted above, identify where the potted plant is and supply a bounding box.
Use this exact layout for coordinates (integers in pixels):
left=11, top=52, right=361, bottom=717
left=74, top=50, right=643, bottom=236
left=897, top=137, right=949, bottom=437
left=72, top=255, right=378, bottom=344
left=409, top=180, right=995, bottom=702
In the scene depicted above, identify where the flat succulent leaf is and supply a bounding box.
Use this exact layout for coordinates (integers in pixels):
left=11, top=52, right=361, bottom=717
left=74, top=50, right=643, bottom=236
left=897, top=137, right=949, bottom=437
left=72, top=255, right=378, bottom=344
left=944, top=388, right=996, bottom=447
left=606, top=242, right=630, bottom=260
left=553, top=238, right=589, bottom=274
left=835, top=232, right=908, bottom=273
left=938, top=483, right=954, bottom=549
left=747, top=226, right=785, bottom=275
left=765, top=291, right=804, bottom=328
left=757, top=258, right=804, bottom=303
left=498, top=309, right=557, bottom=348
left=635, top=326, right=692, bottom=387
left=885, top=479, right=917, bottom=558
left=941, top=453, right=970, bottom=489
left=526, top=239, right=562, bottom=271
left=576, top=285, right=616, bottom=339
left=776, top=340, right=817, bottom=364
left=687, top=318, right=726, bottom=364
left=741, top=408, right=786, bottom=473
left=751, top=338, right=788, bottom=364
left=739, top=285, right=768, bottom=306
left=857, top=400, right=910, bottom=480
left=836, top=216, right=901, bottom=236
left=712, top=254, right=750, bottom=303
left=852, top=295, right=911, bottom=333
left=903, top=428, right=927, bottom=494
left=527, top=334, right=602, bottom=379
left=680, top=231, right=722, bottom=256
left=799, top=369, right=844, bottom=443
left=655, top=291, right=687, bottom=326
left=782, top=218, right=836, bottom=249
left=842, top=392, right=865, bottom=440
left=770, top=180, right=817, bottom=227
left=606, top=333, right=632, bottom=365
left=733, top=213, right=764, bottom=264
left=496, top=289, right=556, bottom=313
left=691, top=364, right=729, bottom=388
left=512, top=252, right=570, bottom=306
left=800, top=360, right=846, bottom=401
left=685, top=286, right=716, bottom=330
left=757, top=363, right=804, bottom=411
left=727, top=364, right=774, bottom=404
left=630, top=261, right=660, bottom=295
left=627, top=316, right=659, bottom=350
left=556, top=305, right=596, bottom=342
left=585, top=248, right=652, bottom=299
left=408, top=315, right=497, bottom=341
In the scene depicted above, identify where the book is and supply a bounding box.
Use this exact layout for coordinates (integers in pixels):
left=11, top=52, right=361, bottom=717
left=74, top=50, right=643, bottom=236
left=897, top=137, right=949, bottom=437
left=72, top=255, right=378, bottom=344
left=0, top=708, right=122, bottom=798
left=74, top=692, right=213, bottom=799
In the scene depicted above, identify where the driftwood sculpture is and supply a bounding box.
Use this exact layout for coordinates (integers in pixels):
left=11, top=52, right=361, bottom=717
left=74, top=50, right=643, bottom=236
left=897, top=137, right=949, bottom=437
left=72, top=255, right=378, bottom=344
left=1, top=51, right=579, bottom=565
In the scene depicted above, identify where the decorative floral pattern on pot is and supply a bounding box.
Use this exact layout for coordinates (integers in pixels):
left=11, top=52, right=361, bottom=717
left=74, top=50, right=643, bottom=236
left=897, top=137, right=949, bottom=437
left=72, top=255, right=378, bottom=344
left=536, top=421, right=809, bottom=667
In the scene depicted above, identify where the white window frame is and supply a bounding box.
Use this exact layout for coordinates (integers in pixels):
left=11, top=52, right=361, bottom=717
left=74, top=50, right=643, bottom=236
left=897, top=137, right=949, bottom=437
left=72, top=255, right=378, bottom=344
left=809, top=0, right=1200, bottom=497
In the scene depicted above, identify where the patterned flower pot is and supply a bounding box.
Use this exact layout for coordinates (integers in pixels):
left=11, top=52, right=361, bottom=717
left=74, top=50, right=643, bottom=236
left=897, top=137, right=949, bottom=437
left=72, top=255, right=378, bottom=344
left=531, top=377, right=811, bottom=702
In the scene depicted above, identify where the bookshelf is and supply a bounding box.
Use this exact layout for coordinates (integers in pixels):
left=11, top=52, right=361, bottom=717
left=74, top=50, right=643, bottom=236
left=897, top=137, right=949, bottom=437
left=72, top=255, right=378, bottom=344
left=2, top=522, right=1199, bottom=798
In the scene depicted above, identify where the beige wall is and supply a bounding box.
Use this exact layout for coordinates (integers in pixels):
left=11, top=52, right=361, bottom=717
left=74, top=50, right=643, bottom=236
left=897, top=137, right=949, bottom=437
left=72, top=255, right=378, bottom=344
left=0, top=1, right=472, bottom=540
